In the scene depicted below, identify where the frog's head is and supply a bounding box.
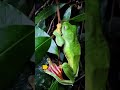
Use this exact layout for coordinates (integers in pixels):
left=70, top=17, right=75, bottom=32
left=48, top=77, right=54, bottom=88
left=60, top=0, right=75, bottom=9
left=61, top=22, right=77, bottom=41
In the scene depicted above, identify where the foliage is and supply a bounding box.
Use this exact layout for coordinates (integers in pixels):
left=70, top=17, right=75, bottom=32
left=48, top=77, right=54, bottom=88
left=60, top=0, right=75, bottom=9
left=0, top=1, right=34, bottom=89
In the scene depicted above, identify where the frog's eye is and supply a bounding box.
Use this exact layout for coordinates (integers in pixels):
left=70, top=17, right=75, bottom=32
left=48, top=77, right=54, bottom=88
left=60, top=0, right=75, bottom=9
left=63, top=26, right=67, bottom=30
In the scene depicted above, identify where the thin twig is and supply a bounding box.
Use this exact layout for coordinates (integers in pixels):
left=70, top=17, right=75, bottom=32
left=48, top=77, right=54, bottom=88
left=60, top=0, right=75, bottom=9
left=49, top=20, right=55, bottom=35
left=47, top=15, right=56, bottom=33
left=57, top=6, right=61, bottom=23
left=51, top=0, right=54, bottom=5
left=75, top=73, right=85, bottom=82
left=55, top=0, right=61, bottom=23
left=35, top=0, right=50, bottom=16
left=29, top=4, right=35, bottom=19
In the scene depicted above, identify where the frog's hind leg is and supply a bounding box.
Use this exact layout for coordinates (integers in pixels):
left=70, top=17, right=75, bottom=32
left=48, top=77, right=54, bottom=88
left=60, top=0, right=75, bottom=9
left=62, top=62, right=75, bottom=82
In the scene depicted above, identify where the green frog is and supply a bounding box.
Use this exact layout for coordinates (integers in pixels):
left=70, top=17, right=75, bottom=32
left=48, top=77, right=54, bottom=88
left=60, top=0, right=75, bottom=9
left=43, top=22, right=81, bottom=85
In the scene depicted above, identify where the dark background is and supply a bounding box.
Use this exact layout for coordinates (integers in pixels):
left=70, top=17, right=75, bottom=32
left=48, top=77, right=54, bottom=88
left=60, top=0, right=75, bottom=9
left=103, top=0, right=120, bottom=90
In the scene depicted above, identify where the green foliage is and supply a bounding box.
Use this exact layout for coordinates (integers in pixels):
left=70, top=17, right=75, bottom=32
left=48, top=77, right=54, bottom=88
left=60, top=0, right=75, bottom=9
left=70, top=13, right=85, bottom=22
left=35, top=3, right=65, bottom=24
left=37, top=20, right=46, bottom=31
left=3, top=0, right=34, bottom=15
left=35, top=26, right=59, bottom=65
left=0, top=1, right=34, bottom=28
left=35, top=37, right=51, bottom=64
left=49, top=80, right=73, bottom=90
left=63, top=6, right=72, bottom=20
left=0, top=1, right=34, bottom=89
left=49, top=80, right=59, bottom=90
left=0, top=25, right=34, bottom=89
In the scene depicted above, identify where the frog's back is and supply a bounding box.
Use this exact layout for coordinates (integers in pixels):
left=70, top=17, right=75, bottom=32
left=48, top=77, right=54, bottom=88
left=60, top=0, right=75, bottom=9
left=64, top=41, right=81, bottom=75
left=62, top=22, right=81, bottom=74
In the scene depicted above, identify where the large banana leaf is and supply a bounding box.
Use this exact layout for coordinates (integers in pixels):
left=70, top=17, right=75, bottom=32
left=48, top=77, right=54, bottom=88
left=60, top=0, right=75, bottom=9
left=0, top=1, right=34, bottom=89
left=0, top=1, right=34, bottom=28
left=0, top=25, right=34, bottom=89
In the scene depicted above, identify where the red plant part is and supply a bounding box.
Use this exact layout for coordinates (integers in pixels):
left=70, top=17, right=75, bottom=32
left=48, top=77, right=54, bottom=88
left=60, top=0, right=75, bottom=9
left=47, top=60, right=63, bottom=80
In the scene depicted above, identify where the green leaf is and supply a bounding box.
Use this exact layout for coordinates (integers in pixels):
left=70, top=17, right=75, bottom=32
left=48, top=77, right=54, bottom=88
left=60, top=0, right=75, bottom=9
left=3, top=0, right=34, bottom=15
left=37, top=20, right=46, bottom=31
left=0, top=25, right=34, bottom=89
left=49, top=80, right=58, bottom=90
left=63, top=6, right=72, bottom=20
left=35, top=37, right=51, bottom=64
left=35, top=26, right=51, bottom=64
left=35, top=26, right=48, bottom=37
left=70, top=13, right=85, bottom=22
left=49, top=80, right=66, bottom=90
left=35, top=26, right=59, bottom=56
left=0, top=1, right=34, bottom=28
left=35, top=3, right=65, bottom=24
left=47, top=40, right=59, bottom=56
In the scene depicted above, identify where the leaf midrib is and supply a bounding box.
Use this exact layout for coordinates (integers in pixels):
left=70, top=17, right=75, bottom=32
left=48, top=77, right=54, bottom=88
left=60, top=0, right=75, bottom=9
left=36, top=5, right=56, bottom=24
left=35, top=37, right=51, bottom=51
left=0, top=30, right=34, bottom=56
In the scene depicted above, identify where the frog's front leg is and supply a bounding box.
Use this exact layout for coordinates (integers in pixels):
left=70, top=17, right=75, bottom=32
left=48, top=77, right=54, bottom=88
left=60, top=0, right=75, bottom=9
left=53, top=30, right=64, bottom=47
left=53, top=23, right=64, bottom=47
